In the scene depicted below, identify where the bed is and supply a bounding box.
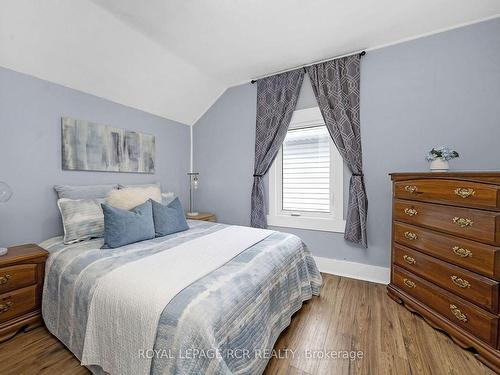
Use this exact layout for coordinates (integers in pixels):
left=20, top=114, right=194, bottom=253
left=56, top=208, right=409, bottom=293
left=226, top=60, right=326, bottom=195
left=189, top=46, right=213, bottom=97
left=40, top=220, right=322, bottom=375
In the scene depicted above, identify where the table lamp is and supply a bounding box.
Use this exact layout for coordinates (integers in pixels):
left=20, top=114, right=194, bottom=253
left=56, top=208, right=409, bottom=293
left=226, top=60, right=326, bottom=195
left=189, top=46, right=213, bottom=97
left=187, top=172, right=199, bottom=217
left=0, top=182, right=13, bottom=256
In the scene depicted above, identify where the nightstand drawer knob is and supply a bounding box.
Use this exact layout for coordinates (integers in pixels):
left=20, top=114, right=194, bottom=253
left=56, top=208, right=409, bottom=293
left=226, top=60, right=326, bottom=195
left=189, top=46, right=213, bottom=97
left=0, top=274, right=11, bottom=285
left=0, top=301, right=13, bottom=313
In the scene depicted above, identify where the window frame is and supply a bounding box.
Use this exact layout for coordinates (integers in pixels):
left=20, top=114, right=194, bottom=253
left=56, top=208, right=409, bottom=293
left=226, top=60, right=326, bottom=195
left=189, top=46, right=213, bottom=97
left=267, top=107, right=345, bottom=233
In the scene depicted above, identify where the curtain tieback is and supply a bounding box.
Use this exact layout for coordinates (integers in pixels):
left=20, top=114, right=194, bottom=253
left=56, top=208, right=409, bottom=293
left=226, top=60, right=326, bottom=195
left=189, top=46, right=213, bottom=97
left=352, top=173, right=364, bottom=177
left=253, top=174, right=263, bottom=177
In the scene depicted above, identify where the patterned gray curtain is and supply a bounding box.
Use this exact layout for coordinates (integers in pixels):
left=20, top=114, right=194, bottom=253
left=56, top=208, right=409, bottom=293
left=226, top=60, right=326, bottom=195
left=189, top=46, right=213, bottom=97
left=251, top=69, right=304, bottom=228
left=307, top=55, right=368, bottom=247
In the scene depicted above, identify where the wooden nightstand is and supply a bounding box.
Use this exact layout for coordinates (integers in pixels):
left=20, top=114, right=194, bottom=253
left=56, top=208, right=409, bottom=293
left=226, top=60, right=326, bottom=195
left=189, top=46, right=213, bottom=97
left=186, top=213, right=217, bottom=222
left=0, top=244, right=48, bottom=342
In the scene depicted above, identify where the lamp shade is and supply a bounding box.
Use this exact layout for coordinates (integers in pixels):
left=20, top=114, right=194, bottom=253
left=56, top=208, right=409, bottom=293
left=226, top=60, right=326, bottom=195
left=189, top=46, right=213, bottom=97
left=187, top=172, right=199, bottom=215
left=0, top=182, right=12, bottom=203
left=192, top=175, right=199, bottom=189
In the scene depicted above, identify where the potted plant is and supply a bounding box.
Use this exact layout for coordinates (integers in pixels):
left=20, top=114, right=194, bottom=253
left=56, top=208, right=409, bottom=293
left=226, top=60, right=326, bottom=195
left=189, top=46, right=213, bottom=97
left=425, top=146, right=459, bottom=172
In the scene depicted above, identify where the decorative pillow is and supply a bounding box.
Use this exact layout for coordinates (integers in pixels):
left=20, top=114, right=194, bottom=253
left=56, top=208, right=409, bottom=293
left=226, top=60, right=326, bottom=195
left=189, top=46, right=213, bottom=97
left=101, top=200, right=156, bottom=249
left=54, top=184, right=118, bottom=199
left=117, top=182, right=161, bottom=190
left=106, top=185, right=162, bottom=210
left=151, top=198, right=189, bottom=237
left=57, top=198, right=105, bottom=244
left=161, top=192, right=175, bottom=205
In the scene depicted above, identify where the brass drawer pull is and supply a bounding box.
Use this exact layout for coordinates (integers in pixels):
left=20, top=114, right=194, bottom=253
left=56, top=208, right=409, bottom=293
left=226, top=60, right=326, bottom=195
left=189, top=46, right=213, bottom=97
left=404, top=231, right=418, bottom=241
left=0, top=301, right=13, bottom=313
left=403, top=278, right=416, bottom=289
left=450, top=304, right=468, bottom=322
left=450, top=275, right=471, bottom=289
left=453, top=217, right=473, bottom=228
left=454, top=187, right=475, bottom=198
left=452, top=246, right=472, bottom=258
left=404, top=208, right=418, bottom=217
left=403, top=255, right=416, bottom=265
left=404, top=185, right=417, bottom=193
left=0, top=274, right=11, bottom=285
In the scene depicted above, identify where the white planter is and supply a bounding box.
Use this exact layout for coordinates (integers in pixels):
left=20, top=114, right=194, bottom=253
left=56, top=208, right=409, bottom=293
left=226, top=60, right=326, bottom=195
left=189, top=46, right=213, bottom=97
left=430, top=158, right=449, bottom=172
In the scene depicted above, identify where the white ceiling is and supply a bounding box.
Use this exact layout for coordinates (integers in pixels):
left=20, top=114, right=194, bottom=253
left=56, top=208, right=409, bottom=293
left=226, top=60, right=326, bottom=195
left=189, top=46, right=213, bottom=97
left=89, top=0, right=500, bottom=84
left=2, top=1, right=500, bottom=125
left=0, top=0, right=225, bottom=125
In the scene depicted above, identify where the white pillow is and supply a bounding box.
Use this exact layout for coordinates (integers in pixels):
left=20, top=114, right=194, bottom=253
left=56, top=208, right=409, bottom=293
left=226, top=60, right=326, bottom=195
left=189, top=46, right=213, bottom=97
left=106, top=186, right=162, bottom=210
left=117, top=182, right=161, bottom=190
left=162, top=192, right=175, bottom=205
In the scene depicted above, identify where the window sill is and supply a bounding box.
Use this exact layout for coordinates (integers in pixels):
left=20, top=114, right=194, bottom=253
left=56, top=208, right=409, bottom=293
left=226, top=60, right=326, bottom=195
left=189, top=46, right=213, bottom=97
left=267, top=214, right=346, bottom=233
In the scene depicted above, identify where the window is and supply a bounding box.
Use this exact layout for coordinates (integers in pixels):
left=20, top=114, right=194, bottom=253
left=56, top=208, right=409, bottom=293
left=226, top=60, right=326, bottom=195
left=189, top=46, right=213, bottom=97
left=267, top=107, right=345, bottom=232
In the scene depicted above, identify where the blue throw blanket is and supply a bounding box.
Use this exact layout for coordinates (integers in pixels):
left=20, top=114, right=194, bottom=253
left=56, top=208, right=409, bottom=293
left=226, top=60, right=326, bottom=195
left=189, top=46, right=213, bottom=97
left=41, top=220, right=322, bottom=374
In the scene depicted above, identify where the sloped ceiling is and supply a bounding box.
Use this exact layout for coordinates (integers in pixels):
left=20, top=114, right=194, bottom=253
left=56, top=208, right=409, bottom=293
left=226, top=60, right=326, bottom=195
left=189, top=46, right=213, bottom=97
left=1, top=1, right=500, bottom=125
left=0, top=0, right=225, bottom=125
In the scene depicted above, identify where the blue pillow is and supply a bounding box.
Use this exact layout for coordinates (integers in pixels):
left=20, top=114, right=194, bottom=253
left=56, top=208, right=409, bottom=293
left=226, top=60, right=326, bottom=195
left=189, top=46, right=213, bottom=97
left=101, top=200, right=155, bottom=249
left=151, top=198, right=189, bottom=237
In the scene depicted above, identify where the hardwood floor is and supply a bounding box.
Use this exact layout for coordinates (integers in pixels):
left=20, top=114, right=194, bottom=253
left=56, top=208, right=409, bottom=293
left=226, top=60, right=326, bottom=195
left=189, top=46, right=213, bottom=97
left=0, top=274, right=495, bottom=375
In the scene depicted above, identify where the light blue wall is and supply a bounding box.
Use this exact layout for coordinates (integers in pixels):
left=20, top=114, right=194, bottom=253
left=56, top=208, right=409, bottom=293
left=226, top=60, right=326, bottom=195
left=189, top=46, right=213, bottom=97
left=0, top=67, right=190, bottom=247
left=194, top=18, right=500, bottom=267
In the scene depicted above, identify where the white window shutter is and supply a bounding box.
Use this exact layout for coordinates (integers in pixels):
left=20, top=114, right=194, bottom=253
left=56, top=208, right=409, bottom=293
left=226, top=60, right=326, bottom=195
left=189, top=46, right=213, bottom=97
left=282, top=126, right=330, bottom=213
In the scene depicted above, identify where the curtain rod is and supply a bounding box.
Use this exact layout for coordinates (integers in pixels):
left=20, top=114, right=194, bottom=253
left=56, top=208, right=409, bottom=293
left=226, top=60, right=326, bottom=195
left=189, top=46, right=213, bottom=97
left=250, top=50, right=366, bottom=84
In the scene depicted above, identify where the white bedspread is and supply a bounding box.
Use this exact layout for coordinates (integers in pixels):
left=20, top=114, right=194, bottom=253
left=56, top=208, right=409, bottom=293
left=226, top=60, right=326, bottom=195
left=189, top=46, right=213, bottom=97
left=81, top=225, right=273, bottom=375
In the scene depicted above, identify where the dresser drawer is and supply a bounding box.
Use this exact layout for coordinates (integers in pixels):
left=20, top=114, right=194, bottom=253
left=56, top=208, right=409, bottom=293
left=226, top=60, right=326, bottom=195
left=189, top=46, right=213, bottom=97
left=393, top=222, right=500, bottom=279
left=394, top=179, right=500, bottom=209
left=0, top=264, right=37, bottom=294
left=393, top=266, right=498, bottom=346
left=394, top=199, right=500, bottom=245
left=394, top=244, right=499, bottom=312
left=0, top=285, right=38, bottom=324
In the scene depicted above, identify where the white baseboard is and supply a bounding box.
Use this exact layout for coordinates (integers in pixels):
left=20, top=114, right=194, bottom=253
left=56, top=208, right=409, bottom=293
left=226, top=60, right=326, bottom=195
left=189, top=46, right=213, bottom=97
left=314, top=256, right=390, bottom=285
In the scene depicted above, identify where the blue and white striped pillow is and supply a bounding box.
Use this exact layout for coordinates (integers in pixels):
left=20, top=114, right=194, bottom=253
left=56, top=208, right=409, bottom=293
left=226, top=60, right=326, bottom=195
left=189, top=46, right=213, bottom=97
left=57, top=198, right=105, bottom=244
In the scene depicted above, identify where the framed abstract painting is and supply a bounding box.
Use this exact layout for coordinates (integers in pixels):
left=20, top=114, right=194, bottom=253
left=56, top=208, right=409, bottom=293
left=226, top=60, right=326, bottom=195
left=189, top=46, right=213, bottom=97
left=61, top=117, right=155, bottom=174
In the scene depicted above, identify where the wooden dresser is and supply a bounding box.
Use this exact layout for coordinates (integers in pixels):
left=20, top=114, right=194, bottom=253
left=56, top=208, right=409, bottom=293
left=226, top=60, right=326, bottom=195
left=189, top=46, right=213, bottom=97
left=0, top=244, right=48, bottom=342
left=387, top=172, right=500, bottom=372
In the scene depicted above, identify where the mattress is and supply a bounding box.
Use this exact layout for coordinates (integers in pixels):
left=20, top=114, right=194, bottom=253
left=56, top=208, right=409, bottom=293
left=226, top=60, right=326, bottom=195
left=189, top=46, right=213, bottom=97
left=40, top=220, right=322, bottom=374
